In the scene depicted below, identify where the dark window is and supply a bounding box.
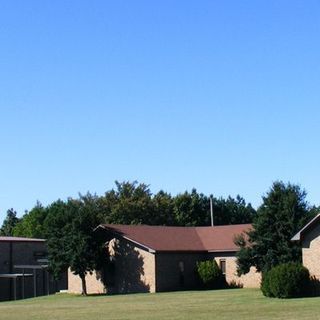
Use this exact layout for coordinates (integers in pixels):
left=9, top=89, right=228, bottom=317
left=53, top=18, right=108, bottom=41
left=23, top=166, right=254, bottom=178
left=219, top=259, right=226, bottom=275
left=33, top=251, right=47, bottom=258
left=178, top=261, right=185, bottom=287
left=178, top=261, right=184, bottom=273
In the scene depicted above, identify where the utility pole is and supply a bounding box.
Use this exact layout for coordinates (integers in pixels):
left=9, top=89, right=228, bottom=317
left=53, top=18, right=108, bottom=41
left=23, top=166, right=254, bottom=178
left=210, top=196, right=214, bottom=227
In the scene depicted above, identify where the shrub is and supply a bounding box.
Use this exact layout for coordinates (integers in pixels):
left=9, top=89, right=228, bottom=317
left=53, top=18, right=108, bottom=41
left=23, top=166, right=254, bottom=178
left=261, top=270, right=273, bottom=297
left=228, top=280, right=243, bottom=289
left=196, top=260, right=226, bottom=289
left=261, top=262, right=310, bottom=298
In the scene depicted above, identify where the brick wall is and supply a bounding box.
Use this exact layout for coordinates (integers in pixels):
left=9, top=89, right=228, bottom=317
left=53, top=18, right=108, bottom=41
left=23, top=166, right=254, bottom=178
left=68, top=270, right=106, bottom=294
left=68, top=238, right=156, bottom=294
left=302, top=223, right=320, bottom=280
left=68, top=244, right=261, bottom=294
left=155, top=252, right=261, bottom=292
left=108, top=239, right=155, bottom=293
left=155, top=252, right=205, bottom=292
left=212, top=254, right=261, bottom=288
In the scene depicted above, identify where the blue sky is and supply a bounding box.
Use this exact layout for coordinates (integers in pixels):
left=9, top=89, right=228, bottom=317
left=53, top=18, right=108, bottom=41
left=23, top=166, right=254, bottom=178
left=1, top=1, right=320, bottom=223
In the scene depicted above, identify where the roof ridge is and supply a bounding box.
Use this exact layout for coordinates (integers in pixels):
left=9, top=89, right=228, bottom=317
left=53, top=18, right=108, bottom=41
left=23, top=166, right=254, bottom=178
left=195, top=227, right=210, bottom=250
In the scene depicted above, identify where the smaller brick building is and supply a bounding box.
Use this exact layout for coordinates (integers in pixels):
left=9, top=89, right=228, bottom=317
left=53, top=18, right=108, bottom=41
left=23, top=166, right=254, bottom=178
left=68, top=224, right=261, bottom=294
left=292, top=214, right=320, bottom=280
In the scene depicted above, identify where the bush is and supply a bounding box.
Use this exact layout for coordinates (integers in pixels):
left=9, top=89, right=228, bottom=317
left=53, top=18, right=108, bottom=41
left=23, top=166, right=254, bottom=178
left=261, top=262, right=310, bottom=298
left=196, top=260, right=226, bottom=289
left=228, top=280, right=243, bottom=289
left=261, top=270, right=272, bottom=297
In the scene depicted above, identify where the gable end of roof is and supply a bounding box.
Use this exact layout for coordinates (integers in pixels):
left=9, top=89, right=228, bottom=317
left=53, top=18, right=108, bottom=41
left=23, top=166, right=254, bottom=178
left=291, top=213, right=320, bottom=241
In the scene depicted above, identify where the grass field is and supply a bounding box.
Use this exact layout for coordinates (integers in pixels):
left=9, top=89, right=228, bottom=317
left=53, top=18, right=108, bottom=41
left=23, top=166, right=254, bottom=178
left=1, top=289, right=320, bottom=320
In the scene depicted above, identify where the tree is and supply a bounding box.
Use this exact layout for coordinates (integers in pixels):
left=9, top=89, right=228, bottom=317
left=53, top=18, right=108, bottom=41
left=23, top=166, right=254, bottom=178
left=45, top=200, right=74, bottom=281
left=13, top=201, right=48, bottom=238
left=173, top=189, right=209, bottom=226
left=97, top=181, right=255, bottom=227
left=0, top=209, right=20, bottom=236
left=172, top=190, right=255, bottom=227
left=45, top=195, right=107, bottom=295
left=67, top=194, right=107, bottom=295
left=211, top=195, right=255, bottom=225
left=152, top=190, right=175, bottom=225
left=101, top=181, right=156, bottom=225
left=236, top=181, right=315, bottom=275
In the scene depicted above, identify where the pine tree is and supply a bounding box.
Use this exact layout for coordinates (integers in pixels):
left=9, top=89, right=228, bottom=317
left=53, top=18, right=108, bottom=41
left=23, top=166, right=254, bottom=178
left=236, top=181, right=315, bottom=274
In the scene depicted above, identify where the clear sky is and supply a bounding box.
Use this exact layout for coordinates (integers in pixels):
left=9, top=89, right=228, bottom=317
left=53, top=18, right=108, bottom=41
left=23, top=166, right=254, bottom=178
left=1, top=0, right=320, bottom=223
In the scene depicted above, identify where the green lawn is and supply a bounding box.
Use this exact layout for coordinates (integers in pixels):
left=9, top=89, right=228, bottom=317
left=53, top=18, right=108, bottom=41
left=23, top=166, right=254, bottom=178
left=1, top=289, right=320, bottom=320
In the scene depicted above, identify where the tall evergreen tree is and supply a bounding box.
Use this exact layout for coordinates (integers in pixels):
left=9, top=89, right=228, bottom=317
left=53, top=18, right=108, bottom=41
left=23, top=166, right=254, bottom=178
left=236, top=181, right=315, bottom=275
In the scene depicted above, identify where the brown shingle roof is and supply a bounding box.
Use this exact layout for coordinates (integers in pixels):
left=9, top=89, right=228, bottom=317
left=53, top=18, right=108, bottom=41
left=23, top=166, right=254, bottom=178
left=98, top=224, right=251, bottom=253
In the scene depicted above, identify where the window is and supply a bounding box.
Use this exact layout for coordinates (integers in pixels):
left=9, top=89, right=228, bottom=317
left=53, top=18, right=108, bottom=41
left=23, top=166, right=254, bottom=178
left=33, top=251, right=47, bottom=258
left=219, top=259, right=226, bottom=275
left=178, top=261, right=184, bottom=273
left=178, top=261, right=185, bottom=287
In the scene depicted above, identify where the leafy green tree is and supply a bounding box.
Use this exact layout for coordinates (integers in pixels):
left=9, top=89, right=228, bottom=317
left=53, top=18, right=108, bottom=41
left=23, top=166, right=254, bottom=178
left=211, top=196, right=255, bottom=225
left=152, top=191, right=175, bottom=225
left=172, top=191, right=255, bottom=227
left=13, top=201, right=48, bottom=238
left=173, top=189, right=209, bottom=226
left=0, top=209, right=20, bottom=236
left=101, top=181, right=156, bottom=225
left=45, top=195, right=107, bottom=295
left=45, top=200, right=74, bottom=281
left=236, top=181, right=315, bottom=275
left=68, top=194, right=107, bottom=295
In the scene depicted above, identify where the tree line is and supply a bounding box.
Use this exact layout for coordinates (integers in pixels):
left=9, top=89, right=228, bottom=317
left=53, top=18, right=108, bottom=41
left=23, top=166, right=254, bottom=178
left=0, top=181, right=255, bottom=238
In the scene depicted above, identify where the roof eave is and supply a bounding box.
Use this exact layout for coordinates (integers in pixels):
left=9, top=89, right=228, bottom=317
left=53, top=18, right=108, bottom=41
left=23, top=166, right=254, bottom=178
left=291, top=213, right=320, bottom=241
left=291, top=233, right=301, bottom=241
left=93, top=224, right=105, bottom=232
left=207, top=249, right=238, bottom=253
left=95, top=224, right=157, bottom=253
